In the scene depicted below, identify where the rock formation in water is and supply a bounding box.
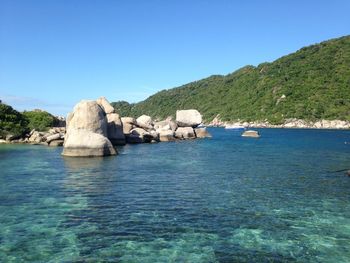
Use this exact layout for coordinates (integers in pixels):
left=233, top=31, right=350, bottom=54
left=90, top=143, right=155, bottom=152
left=121, top=109, right=211, bottom=143
left=241, top=130, right=260, bottom=138
left=62, top=100, right=117, bottom=157
left=176, top=109, right=202, bottom=127
left=1, top=98, right=211, bottom=150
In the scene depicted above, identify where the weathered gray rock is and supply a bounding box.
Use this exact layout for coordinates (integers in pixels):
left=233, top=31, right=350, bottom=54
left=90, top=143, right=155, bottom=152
left=154, top=120, right=169, bottom=131
left=0, top=139, right=8, bottom=144
left=49, top=140, right=64, bottom=147
left=121, top=117, right=136, bottom=124
left=96, top=97, right=115, bottom=114
left=63, top=130, right=116, bottom=156
left=28, top=131, right=43, bottom=143
left=62, top=100, right=116, bottom=157
left=194, top=128, right=212, bottom=138
left=66, top=112, right=74, bottom=128
left=242, top=130, right=260, bottom=138
left=159, top=130, right=175, bottom=142
left=154, top=119, right=178, bottom=132
left=175, top=127, right=196, bottom=139
left=66, top=100, right=108, bottom=134
left=136, top=115, right=153, bottom=130
left=168, top=120, right=178, bottom=132
left=129, top=128, right=153, bottom=143
left=107, top=113, right=126, bottom=145
left=176, top=109, right=202, bottom=127
left=121, top=117, right=136, bottom=134
left=46, top=133, right=61, bottom=143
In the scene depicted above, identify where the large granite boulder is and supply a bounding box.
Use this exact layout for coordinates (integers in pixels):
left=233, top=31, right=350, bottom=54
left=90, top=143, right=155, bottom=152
left=159, top=130, right=175, bottom=142
left=107, top=113, right=126, bottom=145
left=62, top=100, right=116, bottom=157
left=96, top=97, right=115, bottom=114
left=154, top=118, right=178, bottom=132
left=121, top=117, right=136, bottom=135
left=128, top=128, right=154, bottom=143
left=28, top=131, right=43, bottom=143
left=176, top=109, right=202, bottom=127
left=136, top=115, right=153, bottom=130
left=154, top=120, right=169, bottom=131
left=63, top=130, right=116, bottom=156
left=175, top=127, right=196, bottom=139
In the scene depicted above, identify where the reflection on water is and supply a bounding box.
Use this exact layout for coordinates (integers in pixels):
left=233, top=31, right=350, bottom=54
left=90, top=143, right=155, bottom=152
left=0, top=128, right=350, bottom=262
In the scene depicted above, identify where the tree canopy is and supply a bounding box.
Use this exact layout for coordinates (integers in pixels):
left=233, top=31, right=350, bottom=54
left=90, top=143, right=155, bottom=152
left=112, top=35, right=350, bottom=123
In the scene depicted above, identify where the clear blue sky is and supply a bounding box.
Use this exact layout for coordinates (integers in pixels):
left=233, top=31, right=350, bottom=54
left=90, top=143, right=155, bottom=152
left=1, top=0, right=349, bottom=116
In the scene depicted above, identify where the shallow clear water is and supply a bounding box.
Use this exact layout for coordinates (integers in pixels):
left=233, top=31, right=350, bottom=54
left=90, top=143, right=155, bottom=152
left=0, top=128, right=350, bottom=262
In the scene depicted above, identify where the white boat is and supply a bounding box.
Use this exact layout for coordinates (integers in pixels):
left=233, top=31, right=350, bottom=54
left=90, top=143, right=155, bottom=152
left=225, top=125, right=246, bottom=130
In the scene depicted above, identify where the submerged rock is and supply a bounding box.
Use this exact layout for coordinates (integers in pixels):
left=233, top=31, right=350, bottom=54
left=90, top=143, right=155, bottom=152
left=242, top=130, right=260, bottom=138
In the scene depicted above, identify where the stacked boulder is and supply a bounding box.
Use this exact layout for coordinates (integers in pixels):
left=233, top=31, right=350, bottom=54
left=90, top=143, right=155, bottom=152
left=62, top=97, right=125, bottom=157
left=28, top=127, right=66, bottom=146
left=120, top=109, right=211, bottom=144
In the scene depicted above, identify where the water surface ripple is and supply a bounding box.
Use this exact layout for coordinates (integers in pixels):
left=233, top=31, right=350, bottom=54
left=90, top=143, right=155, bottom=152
left=0, top=128, right=350, bottom=262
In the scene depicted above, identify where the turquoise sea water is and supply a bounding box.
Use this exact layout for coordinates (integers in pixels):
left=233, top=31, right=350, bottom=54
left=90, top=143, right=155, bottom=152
left=0, top=128, right=350, bottom=262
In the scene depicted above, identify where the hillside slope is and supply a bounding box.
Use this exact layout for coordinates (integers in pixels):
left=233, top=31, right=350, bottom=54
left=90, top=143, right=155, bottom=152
left=112, top=35, right=350, bottom=123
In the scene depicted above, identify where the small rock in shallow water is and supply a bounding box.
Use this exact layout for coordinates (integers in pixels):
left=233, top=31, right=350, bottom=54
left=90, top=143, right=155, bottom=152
left=242, top=130, right=260, bottom=138
left=347, top=170, right=350, bottom=177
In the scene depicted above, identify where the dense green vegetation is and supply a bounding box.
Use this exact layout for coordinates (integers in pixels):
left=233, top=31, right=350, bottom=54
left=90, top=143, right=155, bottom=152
left=0, top=102, right=58, bottom=138
left=112, top=35, right=350, bottom=123
left=0, top=102, right=29, bottom=138
left=23, top=110, right=58, bottom=131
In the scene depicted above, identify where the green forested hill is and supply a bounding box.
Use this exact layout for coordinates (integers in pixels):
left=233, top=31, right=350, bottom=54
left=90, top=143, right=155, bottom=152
left=112, top=35, right=350, bottom=123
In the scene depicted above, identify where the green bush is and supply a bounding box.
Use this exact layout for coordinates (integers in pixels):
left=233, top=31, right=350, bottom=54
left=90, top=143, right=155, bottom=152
left=22, top=110, right=57, bottom=131
left=0, top=103, right=29, bottom=138
left=112, top=35, right=350, bottom=122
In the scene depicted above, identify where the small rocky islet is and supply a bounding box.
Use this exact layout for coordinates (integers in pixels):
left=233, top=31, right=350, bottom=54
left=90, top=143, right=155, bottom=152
left=61, top=97, right=211, bottom=157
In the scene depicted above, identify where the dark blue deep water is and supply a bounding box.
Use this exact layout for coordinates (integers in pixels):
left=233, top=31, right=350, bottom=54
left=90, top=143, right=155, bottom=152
left=1, top=128, right=350, bottom=262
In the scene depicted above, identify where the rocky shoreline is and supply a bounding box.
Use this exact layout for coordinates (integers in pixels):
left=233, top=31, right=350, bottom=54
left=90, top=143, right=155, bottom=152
left=208, top=116, right=350, bottom=130
left=0, top=127, right=66, bottom=146
left=2, top=103, right=350, bottom=147
left=62, top=97, right=211, bottom=156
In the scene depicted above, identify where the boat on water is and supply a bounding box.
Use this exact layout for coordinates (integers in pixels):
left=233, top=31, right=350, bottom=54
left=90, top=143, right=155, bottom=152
left=225, top=124, right=246, bottom=130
